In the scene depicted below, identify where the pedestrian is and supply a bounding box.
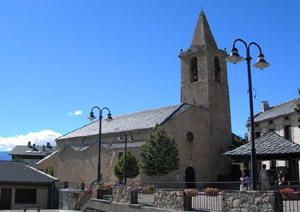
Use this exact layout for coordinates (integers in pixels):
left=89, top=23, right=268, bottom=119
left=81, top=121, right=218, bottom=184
left=260, top=164, right=271, bottom=190
left=240, top=169, right=250, bottom=191
left=278, top=170, right=288, bottom=185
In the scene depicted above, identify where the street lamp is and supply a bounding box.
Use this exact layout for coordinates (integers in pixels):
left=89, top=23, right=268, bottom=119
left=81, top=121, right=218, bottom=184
left=119, top=132, right=134, bottom=185
left=226, top=38, right=270, bottom=190
left=88, top=106, right=112, bottom=183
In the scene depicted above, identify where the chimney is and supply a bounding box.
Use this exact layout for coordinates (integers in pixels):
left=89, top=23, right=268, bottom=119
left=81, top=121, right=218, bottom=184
left=27, top=141, right=31, bottom=148
left=261, top=101, right=270, bottom=112
left=42, top=145, right=46, bottom=151
left=32, top=143, right=38, bottom=151
left=46, top=142, right=52, bottom=149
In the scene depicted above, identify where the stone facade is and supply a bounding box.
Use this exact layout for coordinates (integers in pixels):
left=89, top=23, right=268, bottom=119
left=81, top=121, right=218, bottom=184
left=222, top=191, right=283, bottom=212
left=154, top=190, right=184, bottom=211
left=38, top=11, right=232, bottom=187
left=86, top=187, right=284, bottom=212
left=113, top=185, right=138, bottom=204
left=59, top=189, right=87, bottom=210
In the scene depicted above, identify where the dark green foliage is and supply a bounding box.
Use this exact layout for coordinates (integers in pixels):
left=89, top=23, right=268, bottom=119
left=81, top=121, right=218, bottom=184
left=296, top=103, right=300, bottom=128
left=45, top=166, right=54, bottom=176
left=140, top=126, right=179, bottom=178
left=113, top=152, right=139, bottom=181
left=230, top=133, right=247, bottom=150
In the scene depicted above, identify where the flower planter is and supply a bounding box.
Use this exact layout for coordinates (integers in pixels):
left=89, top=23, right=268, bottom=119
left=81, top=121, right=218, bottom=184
left=204, top=187, right=219, bottom=196
left=279, top=187, right=300, bottom=200
left=184, top=189, right=198, bottom=197
left=281, top=192, right=300, bottom=200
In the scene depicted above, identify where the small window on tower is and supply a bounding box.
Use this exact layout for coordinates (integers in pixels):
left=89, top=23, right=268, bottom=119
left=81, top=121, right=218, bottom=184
left=214, top=57, right=221, bottom=82
left=284, top=125, right=291, bottom=140
left=190, top=57, right=198, bottom=82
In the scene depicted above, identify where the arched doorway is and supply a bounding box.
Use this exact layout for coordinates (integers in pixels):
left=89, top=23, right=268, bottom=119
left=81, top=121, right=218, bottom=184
left=185, top=167, right=196, bottom=188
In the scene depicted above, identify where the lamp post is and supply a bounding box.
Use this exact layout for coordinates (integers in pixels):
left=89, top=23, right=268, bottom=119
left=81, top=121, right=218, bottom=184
left=88, top=106, right=112, bottom=183
left=226, top=38, right=270, bottom=190
left=119, top=132, right=133, bottom=185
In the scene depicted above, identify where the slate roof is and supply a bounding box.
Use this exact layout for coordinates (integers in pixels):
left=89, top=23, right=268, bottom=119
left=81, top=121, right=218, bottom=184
left=9, top=145, right=53, bottom=156
left=224, top=132, right=300, bottom=160
left=0, top=161, right=57, bottom=184
left=58, top=104, right=193, bottom=140
left=254, top=98, right=300, bottom=122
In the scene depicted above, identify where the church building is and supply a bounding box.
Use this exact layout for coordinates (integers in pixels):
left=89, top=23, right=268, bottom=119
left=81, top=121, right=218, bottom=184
left=38, top=11, right=232, bottom=186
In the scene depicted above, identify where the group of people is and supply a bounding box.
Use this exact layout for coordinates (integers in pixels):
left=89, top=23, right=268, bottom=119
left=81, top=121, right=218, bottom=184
left=240, top=164, right=288, bottom=191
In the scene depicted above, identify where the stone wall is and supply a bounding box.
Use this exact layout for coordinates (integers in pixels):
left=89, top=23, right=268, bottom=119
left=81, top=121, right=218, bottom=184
left=154, top=189, right=184, bottom=211
left=113, top=186, right=184, bottom=211
left=222, top=190, right=283, bottom=212
left=90, top=186, right=285, bottom=212
left=113, top=185, right=139, bottom=204
left=59, top=189, right=87, bottom=210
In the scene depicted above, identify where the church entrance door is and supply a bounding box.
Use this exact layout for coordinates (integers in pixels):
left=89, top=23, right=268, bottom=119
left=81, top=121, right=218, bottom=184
left=185, top=167, right=195, bottom=188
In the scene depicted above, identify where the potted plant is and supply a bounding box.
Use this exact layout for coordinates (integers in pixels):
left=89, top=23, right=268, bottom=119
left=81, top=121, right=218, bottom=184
left=142, top=185, right=155, bottom=194
left=184, top=189, right=197, bottom=211
left=204, top=187, right=219, bottom=196
left=279, top=187, right=300, bottom=200
left=184, top=188, right=198, bottom=197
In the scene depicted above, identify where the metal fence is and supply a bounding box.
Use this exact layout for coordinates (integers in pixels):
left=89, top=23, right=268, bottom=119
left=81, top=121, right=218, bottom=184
left=279, top=182, right=300, bottom=212
left=143, top=181, right=241, bottom=190
left=283, top=199, right=300, bottom=212
left=192, top=192, right=223, bottom=211
left=137, top=192, right=155, bottom=206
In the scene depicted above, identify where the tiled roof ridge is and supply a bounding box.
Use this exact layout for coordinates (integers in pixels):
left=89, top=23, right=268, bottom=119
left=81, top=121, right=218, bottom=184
left=251, top=98, right=300, bottom=122
left=110, top=104, right=181, bottom=119
left=0, top=160, right=58, bottom=182
left=26, top=163, right=58, bottom=180
left=267, top=98, right=300, bottom=111
left=57, top=104, right=183, bottom=141
left=224, top=130, right=300, bottom=158
left=263, top=131, right=295, bottom=143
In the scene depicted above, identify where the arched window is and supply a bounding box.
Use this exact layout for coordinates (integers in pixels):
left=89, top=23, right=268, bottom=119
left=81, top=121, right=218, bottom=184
left=190, top=57, right=198, bottom=82
left=214, top=57, right=221, bottom=82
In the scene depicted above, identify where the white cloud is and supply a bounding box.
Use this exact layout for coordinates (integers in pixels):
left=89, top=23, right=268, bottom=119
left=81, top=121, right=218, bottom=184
left=0, top=130, right=62, bottom=151
left=68, top=110, right=82, bottom=116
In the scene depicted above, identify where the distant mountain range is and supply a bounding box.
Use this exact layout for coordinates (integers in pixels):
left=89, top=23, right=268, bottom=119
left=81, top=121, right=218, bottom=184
left=0, top=151, right=11, bottom=161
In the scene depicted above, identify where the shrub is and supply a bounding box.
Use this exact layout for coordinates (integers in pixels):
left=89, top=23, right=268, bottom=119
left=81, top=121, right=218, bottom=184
left=114, top=152, right=139, bottom=181
left=184, top=189, right=198, bottom=197
left=204, top=187, right=219, bottom=196
left=97, top=183, right=112, bottom=190
left=142, top=185, right=155, bottom=194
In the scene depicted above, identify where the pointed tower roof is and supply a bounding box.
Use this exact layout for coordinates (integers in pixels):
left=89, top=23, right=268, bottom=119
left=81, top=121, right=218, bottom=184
left=191, top=11, right=217, bottom=48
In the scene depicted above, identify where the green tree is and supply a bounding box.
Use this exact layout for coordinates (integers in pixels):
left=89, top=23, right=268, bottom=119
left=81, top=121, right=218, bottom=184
left=296, top=103, right=300, bottom=128
left=140, top=126, right=179, bottom=180
left=113, top=152, right=139, bottom=181
left=230, top=133, right=247, bottom=150
left=45, top=166, right=54, bottom=176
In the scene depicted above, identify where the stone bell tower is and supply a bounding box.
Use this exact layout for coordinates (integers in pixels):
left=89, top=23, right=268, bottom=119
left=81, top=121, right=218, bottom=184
left=179, top=11, right=231, bottom=144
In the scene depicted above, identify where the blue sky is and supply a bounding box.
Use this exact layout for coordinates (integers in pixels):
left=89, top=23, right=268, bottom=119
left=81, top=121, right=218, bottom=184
left=0, top=0, right=299, bottom=150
